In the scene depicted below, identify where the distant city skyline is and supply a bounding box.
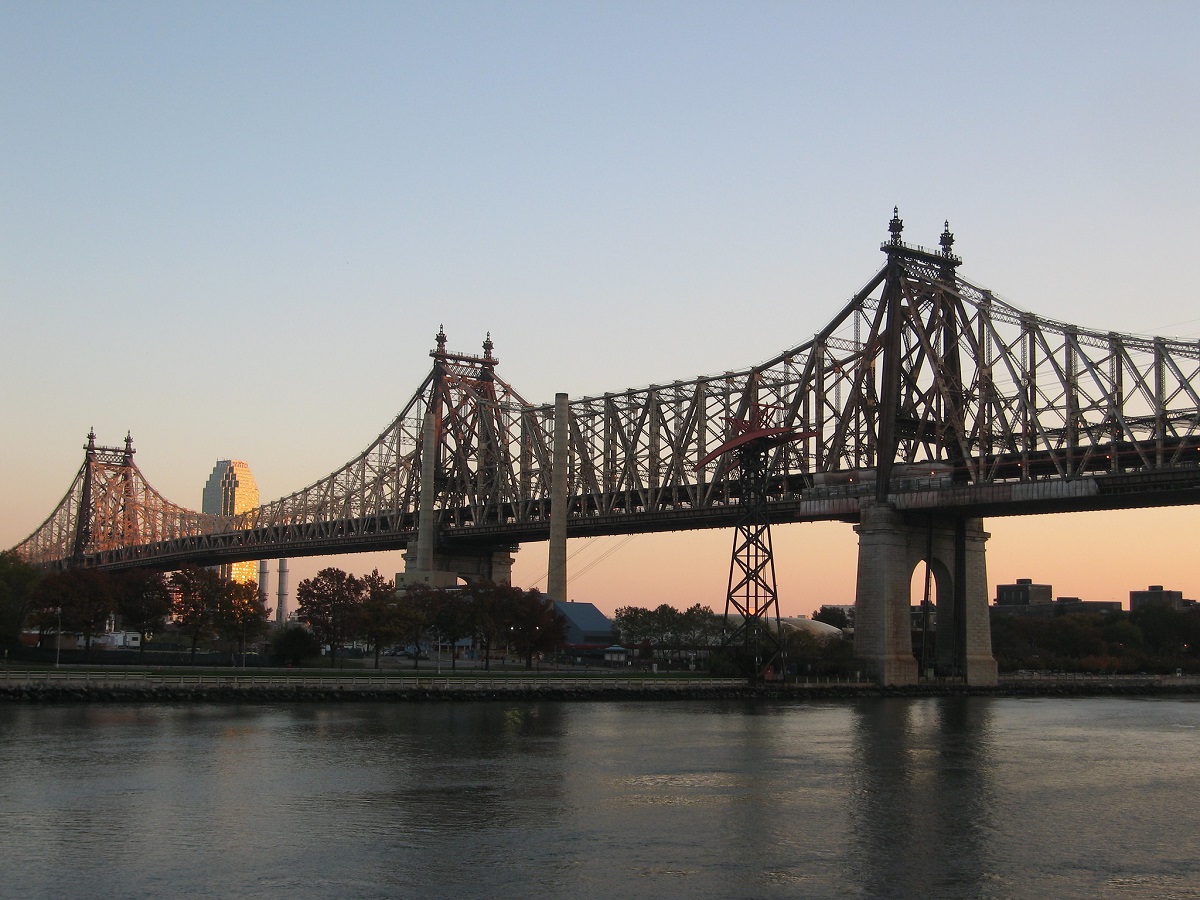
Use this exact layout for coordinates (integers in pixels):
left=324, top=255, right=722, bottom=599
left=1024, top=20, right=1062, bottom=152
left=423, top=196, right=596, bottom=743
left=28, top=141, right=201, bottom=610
left=3, top=3, right=1199, bottom=616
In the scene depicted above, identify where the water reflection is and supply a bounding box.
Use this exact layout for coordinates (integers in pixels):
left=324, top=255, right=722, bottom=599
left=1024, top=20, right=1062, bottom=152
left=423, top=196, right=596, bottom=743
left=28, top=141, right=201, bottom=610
left=849, top=697, right=999, bottom=899
left=4, top=698, right=1199, bottom=898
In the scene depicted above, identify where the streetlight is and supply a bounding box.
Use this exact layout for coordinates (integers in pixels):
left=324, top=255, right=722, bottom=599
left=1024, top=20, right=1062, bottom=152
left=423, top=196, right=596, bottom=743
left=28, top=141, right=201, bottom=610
left=54, top=607, right=61, bottom=668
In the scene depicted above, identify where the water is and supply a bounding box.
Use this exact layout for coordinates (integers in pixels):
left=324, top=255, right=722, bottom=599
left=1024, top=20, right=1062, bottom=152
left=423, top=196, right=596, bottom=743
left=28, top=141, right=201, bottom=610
left=2, top=697, right=1200, bottom=899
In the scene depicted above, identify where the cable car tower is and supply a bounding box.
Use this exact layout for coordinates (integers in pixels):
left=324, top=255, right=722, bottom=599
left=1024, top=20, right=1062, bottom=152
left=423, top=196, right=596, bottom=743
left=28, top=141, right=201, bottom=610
left=698, top=401, right=813, bottom=681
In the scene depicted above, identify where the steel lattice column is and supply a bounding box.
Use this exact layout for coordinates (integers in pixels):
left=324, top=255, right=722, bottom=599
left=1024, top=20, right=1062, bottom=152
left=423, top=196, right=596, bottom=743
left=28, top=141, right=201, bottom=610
left=721, top=439, right=784, bottom=678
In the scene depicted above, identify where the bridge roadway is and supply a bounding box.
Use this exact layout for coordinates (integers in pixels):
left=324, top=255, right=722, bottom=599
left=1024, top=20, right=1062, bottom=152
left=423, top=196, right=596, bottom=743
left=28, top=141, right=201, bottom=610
left=93, top=450, right=1200, bottom=572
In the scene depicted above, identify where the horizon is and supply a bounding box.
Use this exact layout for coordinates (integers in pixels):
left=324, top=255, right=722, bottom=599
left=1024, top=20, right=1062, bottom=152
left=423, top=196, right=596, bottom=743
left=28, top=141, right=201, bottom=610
left=4, top=3, right=1199, bottom=616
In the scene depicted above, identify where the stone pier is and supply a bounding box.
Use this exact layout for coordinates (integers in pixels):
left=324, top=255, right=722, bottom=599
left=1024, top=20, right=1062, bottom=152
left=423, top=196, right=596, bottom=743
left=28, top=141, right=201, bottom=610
left=854, top=501, right=998, bottom=686
left=397, top=542, right=515, bottom=589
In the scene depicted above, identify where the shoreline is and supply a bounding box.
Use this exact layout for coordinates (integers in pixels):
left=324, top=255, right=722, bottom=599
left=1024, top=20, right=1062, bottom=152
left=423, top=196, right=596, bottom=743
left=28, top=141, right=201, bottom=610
left=4, top=677, right=1200, bottom=704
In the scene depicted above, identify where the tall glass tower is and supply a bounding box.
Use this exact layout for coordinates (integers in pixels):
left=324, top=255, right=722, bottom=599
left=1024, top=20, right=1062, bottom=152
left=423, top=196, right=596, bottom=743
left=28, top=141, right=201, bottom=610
left=202, top=460, right=260, bottom=584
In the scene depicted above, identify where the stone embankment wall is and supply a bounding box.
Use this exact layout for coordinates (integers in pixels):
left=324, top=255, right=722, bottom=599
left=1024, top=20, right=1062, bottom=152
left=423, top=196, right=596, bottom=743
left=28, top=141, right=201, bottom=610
left=4, top=680, right=1200, bottom=704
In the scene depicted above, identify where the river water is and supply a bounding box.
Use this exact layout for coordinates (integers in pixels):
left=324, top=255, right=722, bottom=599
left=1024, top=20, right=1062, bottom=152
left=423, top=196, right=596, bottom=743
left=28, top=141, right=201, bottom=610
left=2, top=696, right=1199, bottom=899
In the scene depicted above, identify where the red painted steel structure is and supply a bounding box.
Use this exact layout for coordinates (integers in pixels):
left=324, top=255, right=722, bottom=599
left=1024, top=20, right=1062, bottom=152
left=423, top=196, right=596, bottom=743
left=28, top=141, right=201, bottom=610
left=700, top=404, right=814, bottom=678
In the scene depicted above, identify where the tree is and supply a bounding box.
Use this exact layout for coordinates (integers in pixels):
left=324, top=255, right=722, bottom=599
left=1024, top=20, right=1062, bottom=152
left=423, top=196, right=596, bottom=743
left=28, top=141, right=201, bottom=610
left=1130, top=604, right=1200, bottom=660
left=678, top=604, right=722, bottom=650
left=646, top=604, right=681, bottom=663
left=1043, top=614, right=1106, bottom=664
left=213, top=579, right=271, bottom=663
left=508, top=588, right=567, bottom=670
left=0, top=550, right=42, bottom=645
left=269, top=623, right=322, bottom=666
left=466, top=580, right=518, bottom=670
left=613, top=605, right=652, bottom=648
left=812, top=606, right=851, bottom=630
left=34, top=568, right=116, bottom=659
left=295, top=567, right=365, bottom=668
left=614, top=604, right=679, bottom=663
left=615, top=604, right=723, bottom=665
left=359, top=569, right=403, bottom=668
left=431, top=588, right=474, bottom=670
left=115, top=570, right=173, bottom=654
left=171, top=565, right=224, bottom=661
left=393, top=583, right=436, bottom=669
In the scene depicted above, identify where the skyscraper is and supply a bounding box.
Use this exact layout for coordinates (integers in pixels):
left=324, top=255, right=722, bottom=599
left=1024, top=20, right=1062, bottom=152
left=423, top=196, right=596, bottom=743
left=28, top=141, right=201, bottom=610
left=202, top=459, right=260, bottom=584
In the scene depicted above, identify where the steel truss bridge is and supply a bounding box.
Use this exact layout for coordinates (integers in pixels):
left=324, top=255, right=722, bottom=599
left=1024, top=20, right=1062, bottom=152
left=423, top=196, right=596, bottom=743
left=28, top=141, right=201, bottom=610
left=14, top=212, right=1200, bottom=574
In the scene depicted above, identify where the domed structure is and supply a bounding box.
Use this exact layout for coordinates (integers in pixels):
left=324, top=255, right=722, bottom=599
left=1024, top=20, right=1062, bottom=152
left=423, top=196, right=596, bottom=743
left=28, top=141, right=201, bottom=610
left=777, top=616, right=844, bottom=638
left=722, top=614, right=843, bottom=639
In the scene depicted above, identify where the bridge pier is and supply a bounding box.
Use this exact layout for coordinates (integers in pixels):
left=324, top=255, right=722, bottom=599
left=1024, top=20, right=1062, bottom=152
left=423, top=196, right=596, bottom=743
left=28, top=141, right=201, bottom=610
left=853, top=502, right=997, bottom=686
left=398, top=542, right=516, bottom=589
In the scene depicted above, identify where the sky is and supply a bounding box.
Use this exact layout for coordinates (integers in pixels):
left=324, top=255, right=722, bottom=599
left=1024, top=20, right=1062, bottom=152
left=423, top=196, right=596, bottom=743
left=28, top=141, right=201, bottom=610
left=3, top=2, right=1200, bottom=616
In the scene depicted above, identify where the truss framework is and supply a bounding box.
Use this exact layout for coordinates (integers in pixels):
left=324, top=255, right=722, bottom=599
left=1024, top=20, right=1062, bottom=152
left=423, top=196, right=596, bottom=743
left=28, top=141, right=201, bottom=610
left=15, top=214, right=1200, bottom=569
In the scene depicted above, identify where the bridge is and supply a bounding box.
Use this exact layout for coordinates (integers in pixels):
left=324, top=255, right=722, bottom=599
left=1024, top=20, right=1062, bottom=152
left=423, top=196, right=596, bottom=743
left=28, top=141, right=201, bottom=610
left=13, top=211, right=1200, bottom=686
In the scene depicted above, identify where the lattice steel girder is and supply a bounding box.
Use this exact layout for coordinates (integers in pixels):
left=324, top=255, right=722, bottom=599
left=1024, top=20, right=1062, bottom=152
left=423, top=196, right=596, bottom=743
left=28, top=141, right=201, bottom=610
left=14, top=220, right=1200, bottom=570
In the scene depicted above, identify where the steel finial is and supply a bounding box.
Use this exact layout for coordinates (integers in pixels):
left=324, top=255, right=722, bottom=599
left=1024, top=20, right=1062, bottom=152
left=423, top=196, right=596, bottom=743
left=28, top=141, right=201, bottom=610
left=888, top=207, right=904, bottom=244
left=940, top=220, right=955, bottom=255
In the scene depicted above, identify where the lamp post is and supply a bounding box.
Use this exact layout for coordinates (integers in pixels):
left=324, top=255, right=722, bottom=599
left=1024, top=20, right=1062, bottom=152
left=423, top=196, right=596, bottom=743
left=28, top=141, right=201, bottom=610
left=54, top=606, right=61, bottom=668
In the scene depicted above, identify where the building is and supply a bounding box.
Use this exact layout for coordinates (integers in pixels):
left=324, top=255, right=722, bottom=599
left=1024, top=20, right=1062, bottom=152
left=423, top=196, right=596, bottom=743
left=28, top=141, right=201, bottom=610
left=1129, top=585, right=1191, bottom=611
left=909, top=604, right=936, bottom=631
left=554, top=600, right=616, bottom=648
left=202, top=460, right=260, bottom=584
left=992, top=597, right=1123, bottom=619
left=1052, top=597, right=1123, bottom=615
left=995, top=578, right=1053, bottom=607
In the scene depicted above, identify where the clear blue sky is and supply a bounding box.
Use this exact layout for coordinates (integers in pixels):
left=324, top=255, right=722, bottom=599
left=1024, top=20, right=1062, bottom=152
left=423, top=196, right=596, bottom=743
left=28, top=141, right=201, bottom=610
left=4, top=2, right=1199, bottom=613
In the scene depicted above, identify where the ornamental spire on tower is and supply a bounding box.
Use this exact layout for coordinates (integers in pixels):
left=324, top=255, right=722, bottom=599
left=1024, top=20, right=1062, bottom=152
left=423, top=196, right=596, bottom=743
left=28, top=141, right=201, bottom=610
left=888, top=206, right=904, bottom=244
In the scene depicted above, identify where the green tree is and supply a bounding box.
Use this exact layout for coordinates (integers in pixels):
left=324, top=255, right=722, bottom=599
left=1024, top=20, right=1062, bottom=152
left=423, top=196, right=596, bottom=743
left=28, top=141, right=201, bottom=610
left=213, top=579, right=271, bottom=663
left=613, top=605, right=652, bottom=648
left=990, top=613, right=1038, bottom=671
left=614, top=604, right=681, bottom=663
left=0, top=550, right=42, bottom=645
left=171, top=565, right=223, bottom=661
left=393, top=583, right=436, bottom=669
left=270, top=623, right=321, bottom=666
left=784, top=628, right=826, bottom=673
left=115, top=569, right=174, bottom=654
left=508, top=588, right=567, bottom=669
left=678, top=604, right=722, bottom=650
left=1101, top=615, right=1144, bottom=661
left=616, top=604, right=715, bottom=664
left=296, top=567, right=365, bottom=668
left=1130, top=604, right=1188, bottom=658
left=34, top=568, right=116, bottom=659
left=1043, top=614, right=1106, bottom=666
left=812, top=605, right=851, bottom=630
left=431, top=587, right=474, bottom=670
left=359, top=569, right=403, bottom=668
left=465, top=580, right=512, bottom=670
left=647, top=604, right=683, bottom=663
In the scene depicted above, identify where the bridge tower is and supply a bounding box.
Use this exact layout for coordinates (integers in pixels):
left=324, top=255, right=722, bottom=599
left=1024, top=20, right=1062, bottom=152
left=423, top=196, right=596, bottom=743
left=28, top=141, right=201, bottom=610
left=399, top=328, right=517, bottom=589
left=71, top=430, right=137, bottom=567
left=853, top=212, right=998, bottom=686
